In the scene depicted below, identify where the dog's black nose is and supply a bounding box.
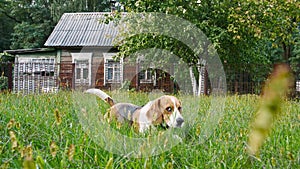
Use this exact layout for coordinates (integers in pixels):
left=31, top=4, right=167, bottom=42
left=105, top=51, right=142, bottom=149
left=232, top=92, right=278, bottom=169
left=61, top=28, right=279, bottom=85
left=176, top=118, right=184, bottom=126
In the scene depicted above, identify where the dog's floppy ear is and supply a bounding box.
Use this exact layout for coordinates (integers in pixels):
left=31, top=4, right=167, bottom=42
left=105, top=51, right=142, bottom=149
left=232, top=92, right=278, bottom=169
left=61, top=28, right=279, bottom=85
left=157, top=99, right=161, bottom=108
left=146, top=97, right=164, bottom=124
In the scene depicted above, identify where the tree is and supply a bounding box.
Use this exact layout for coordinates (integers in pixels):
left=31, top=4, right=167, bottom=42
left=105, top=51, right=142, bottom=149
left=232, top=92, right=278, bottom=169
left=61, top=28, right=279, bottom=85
left=0, top=0, right=19, bottom=51
left=49, top=0, right=111, bottom=22
left=228, top=0, right=300, bottom=66
left=110, top=0, right=280, bottom=95
left=109, top=0, right=300, bottom=94
left=0, top=0, right=54, bottom=49
left=0, top=0, right=111, bottom=50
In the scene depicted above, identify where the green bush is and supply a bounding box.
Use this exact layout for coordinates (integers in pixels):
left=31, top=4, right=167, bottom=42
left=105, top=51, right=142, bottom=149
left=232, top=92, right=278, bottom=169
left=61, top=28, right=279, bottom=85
left=0, top=75, right=8, bottom=90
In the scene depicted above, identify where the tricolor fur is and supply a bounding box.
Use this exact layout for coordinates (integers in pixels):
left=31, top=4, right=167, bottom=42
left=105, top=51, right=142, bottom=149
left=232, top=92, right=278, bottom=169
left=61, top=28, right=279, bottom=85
left=85, top=88, right=184, bottom=133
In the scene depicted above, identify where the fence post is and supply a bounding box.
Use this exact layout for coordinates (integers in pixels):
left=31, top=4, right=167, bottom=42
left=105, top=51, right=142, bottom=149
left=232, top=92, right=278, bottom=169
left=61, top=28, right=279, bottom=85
left=136, top=61, right=139, bottom=90
left=72, top=63, right=75, bottom=90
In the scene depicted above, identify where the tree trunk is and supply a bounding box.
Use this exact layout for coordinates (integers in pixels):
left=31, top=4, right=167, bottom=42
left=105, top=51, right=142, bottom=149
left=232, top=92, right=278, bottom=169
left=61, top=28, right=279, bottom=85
left=282, top=42, right=291, bottom=63
left=198, top=68, right=203, bottom=96
left=204, top=68, right=209, bottom=95
left=189, top=66, right=198, bottom=96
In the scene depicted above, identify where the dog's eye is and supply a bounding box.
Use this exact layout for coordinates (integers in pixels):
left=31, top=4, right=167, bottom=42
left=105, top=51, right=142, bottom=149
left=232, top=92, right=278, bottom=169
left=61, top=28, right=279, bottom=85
left=166, top=107, right=173, bottom=112
left=178, top=107, right=182, bottom=111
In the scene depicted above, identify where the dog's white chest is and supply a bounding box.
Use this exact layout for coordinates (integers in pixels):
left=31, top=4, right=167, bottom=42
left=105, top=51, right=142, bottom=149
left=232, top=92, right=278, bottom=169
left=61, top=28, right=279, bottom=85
left=138, top=101, right=153, bottom=133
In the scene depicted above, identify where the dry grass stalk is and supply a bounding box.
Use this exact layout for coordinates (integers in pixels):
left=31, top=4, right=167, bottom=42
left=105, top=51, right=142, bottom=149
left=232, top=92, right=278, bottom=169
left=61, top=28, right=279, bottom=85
left=248, top=64, right=294, bottom=157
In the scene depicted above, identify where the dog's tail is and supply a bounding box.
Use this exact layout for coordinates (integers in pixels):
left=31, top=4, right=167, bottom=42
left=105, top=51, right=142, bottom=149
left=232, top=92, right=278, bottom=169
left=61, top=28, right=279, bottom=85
left=85, top=88, right=115, bottom=107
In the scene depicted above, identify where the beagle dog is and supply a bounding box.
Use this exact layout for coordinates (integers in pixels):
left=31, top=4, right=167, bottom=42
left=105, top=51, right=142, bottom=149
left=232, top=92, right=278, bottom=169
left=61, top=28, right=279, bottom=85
left=85, top=88, right=184, bottom=133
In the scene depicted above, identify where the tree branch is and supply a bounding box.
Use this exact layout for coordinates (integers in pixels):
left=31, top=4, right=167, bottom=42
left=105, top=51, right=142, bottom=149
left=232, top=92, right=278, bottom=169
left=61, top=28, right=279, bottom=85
left=0, top=9, right=22, bottom=23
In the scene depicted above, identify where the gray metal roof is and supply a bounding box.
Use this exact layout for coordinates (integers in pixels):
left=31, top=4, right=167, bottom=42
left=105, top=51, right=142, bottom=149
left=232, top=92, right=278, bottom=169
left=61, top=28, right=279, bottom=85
left=44, top=12, right=120, bottom=47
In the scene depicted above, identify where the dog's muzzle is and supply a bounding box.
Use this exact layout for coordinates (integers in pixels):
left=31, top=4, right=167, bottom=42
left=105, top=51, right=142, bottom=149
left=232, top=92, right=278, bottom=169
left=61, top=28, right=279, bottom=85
left=176, top=117, right=184, bottom=127
left=175, top=117, right=184, bottom=127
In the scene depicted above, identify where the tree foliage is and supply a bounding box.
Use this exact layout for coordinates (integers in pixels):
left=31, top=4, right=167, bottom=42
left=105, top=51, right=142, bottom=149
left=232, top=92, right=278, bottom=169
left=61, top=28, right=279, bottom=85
left=109, top=0, right=300, bottom=94
left=49, top=0, right=111, bottom=22
left=228, top=0, right=300, bottom=64
left=1, top=0, right=299, bottom=91
left=0, top=0, right=111, bottom=50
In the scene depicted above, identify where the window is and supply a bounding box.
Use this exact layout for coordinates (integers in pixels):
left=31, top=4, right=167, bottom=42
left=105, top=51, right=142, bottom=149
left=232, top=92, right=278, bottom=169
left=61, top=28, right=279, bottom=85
left=139, top=68, right=154, bottom=83
left=71, top=53, right=92, bottom=86
left=75, top=60, right=89, bottom=80
left=19, top=58, right=55, bottom=76
left=106, top=60, right=121, bottom=81
left=31, top=58, right=55, bottom=76
left=104, top=53, right=123, bottom=85
left=296, top=81, right=300, bottom=92
left=138, top=60, right=155, bottom=84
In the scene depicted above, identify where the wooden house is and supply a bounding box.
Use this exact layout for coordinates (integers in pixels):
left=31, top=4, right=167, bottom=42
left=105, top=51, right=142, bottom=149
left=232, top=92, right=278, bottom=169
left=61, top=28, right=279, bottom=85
left=10, top=12, right=178, bottom=93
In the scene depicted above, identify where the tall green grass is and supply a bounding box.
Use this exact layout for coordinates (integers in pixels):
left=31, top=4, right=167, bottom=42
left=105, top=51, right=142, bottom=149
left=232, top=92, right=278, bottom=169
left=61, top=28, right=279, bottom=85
left=0, top=92, right=299, bottom=168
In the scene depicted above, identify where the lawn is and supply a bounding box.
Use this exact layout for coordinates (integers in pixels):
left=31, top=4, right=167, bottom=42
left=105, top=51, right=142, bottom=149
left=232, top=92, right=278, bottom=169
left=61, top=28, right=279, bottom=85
left=0, top=91, right=299, bottom=168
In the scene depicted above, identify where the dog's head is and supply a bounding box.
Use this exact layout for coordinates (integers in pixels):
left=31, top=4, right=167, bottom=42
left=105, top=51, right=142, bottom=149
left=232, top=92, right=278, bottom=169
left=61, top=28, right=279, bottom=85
left=147, top=95, right=184, bottom=128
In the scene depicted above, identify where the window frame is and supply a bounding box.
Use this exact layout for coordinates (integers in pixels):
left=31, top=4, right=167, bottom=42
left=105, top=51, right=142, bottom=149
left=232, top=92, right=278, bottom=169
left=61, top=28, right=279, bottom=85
left=75, top=59, right=89, bottom=80
left=103, top=53, right=123, bottom=85
left=71, top=53, right=92, bottom=86
left=138, top=59, right=156, bottom=84
left=139, top=68, right=155, bottom=84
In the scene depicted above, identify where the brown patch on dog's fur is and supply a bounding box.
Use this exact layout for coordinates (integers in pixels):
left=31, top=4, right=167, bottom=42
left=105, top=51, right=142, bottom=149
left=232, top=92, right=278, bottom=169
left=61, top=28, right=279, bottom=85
left=105, top=97, right=115, bottom=107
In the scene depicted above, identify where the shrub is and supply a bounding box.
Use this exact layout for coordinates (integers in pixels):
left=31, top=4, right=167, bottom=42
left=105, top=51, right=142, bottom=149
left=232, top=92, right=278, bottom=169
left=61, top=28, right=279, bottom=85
left=0, top=75, right=8, bottom=90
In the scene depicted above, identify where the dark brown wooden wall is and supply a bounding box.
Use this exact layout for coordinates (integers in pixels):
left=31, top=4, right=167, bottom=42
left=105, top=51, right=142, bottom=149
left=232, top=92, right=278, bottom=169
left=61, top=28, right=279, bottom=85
left=58, top=50, right=177, bottom=92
